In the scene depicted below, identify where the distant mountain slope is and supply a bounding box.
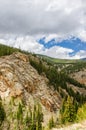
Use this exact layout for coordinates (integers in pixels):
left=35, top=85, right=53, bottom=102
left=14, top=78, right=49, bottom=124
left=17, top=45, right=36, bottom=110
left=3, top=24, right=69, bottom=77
left=37, top=54, right=81, bottom=64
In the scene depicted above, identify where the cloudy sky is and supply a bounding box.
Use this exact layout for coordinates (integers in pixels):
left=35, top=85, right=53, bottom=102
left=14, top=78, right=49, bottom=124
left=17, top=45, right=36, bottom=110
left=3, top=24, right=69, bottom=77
left=0, top=0, right=86, bottom=59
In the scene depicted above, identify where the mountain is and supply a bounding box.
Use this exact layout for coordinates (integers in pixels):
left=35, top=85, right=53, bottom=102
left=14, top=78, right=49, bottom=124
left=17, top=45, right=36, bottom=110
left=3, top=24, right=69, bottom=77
left=37, top=54, right=79, bottom=64
left=0, top=44, right=86, bottom=130
left=81, top=58, right=86, bottom=60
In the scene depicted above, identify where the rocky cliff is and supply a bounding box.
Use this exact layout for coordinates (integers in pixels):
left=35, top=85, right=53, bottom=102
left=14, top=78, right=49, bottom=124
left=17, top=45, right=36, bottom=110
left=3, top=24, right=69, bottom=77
left=0, top=52, right=61, bottom=123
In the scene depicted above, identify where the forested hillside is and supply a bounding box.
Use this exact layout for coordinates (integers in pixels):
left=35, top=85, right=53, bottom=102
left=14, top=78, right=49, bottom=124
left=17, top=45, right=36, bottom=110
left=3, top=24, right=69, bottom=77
left=0, top=44, right=86, bottom=130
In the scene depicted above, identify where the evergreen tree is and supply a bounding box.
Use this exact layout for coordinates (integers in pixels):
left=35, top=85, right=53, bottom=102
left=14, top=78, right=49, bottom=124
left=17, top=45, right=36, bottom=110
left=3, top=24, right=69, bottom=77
left=0, top=98, right=6, bottom=126
left=60, top=96, right=77, bottom=124
left=16, top=102, right=23, bottom=130
left=48, top=116, right=55, bottom=129
left=17, top=102, right=23, bottom=121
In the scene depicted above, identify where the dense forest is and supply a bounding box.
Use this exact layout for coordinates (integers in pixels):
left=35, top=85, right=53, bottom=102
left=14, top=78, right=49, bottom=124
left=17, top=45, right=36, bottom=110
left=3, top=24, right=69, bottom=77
left=0, top=44, right=30, bottom=56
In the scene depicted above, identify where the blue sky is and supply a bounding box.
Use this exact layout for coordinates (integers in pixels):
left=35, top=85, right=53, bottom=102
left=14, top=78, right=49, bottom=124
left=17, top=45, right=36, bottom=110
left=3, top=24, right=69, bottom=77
left=39, top=37, right=86, bottom=51
left=0, top=0, right=86, bottom=59
left=38, top=37, right=86, bottom=58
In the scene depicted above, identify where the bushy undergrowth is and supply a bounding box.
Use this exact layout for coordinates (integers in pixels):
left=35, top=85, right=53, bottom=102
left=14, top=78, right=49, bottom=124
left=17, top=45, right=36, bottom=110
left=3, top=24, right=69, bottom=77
left=59, top=96, right=86, bottom=125
left=1, top=97, right=86, bottom=130
left=0, top=98, right=44, bottom=130
left=76, top=103, right=86, bottom=122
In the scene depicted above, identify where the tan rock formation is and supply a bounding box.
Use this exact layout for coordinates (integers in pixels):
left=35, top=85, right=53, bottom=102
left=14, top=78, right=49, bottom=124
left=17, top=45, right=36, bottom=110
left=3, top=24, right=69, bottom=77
left=0, top=52, right=61, bottom=113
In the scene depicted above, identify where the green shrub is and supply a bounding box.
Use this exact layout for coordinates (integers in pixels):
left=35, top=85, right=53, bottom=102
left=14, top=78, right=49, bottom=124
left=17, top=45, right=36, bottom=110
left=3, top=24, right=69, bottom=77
left=76, top=103, right=86, bottom=122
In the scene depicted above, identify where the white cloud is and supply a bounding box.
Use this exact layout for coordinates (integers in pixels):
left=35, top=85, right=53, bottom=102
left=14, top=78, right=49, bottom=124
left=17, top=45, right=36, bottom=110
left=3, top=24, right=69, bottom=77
left=0, top=0, right=85, bottom=38
left=72, top=50, right=86, bottom=59
left=0, top=36, right=44, bottom=53
left=46, top=0, right=81, bottom=13
left=41, top=46, right=74, bottom=59
left=44, top=34, right=73, bottom=43
left=77, top=30, right=86, bottom=42
left=0, top=36, right=86, bottom=59
left=44, top=34, right=58, bottom=43
left=0, top=0, right=86, bottom=59
left=14, top=36, right=44, bottom=53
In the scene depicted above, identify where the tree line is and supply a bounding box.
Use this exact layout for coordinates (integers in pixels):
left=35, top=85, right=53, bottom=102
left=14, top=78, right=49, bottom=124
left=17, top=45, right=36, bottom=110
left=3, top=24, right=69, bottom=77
left=29, top=58, right=86, bottom=105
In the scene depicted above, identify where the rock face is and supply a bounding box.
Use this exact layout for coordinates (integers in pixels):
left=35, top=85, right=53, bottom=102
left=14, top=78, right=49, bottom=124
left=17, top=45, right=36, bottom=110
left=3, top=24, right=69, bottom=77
left=71, top=70, right=86, bottom=85
left=0, top=52, right=61, bottom=113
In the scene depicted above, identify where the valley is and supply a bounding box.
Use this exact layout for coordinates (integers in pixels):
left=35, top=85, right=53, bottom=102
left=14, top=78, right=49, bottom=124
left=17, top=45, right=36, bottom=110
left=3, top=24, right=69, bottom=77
left=0, top=44, right=86, bottom=130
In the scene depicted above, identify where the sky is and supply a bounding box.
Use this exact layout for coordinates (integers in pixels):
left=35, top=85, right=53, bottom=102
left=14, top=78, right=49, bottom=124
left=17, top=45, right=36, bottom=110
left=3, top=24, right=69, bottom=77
left=0, top=0, right=86, bottom=59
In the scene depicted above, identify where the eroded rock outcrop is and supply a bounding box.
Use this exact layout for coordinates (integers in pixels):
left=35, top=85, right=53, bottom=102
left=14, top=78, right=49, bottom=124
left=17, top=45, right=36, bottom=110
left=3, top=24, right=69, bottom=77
left=0, top=52, right=61, bottom=113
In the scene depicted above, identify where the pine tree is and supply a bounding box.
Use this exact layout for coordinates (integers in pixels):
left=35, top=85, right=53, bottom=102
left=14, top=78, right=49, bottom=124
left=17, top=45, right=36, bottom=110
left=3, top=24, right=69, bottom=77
left=0, top=98, right=6, bottom=126
left=16, top=102, right=23, bottom=130
left=17, top=102, right=23, bottom=121
left=30, top=104, right=43, bottom=130
left=60, top=96, right=77, bottom=124
left=48, top=116, right=54, bottom=129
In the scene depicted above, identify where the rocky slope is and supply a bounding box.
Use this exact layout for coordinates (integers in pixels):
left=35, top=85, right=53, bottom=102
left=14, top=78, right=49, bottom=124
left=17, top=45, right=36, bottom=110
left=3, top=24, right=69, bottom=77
left=52, top=120, right=86, bottom=130
left=71, top=70, right=86, bottom=85
left=0, top=52, right=61, bottom=124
